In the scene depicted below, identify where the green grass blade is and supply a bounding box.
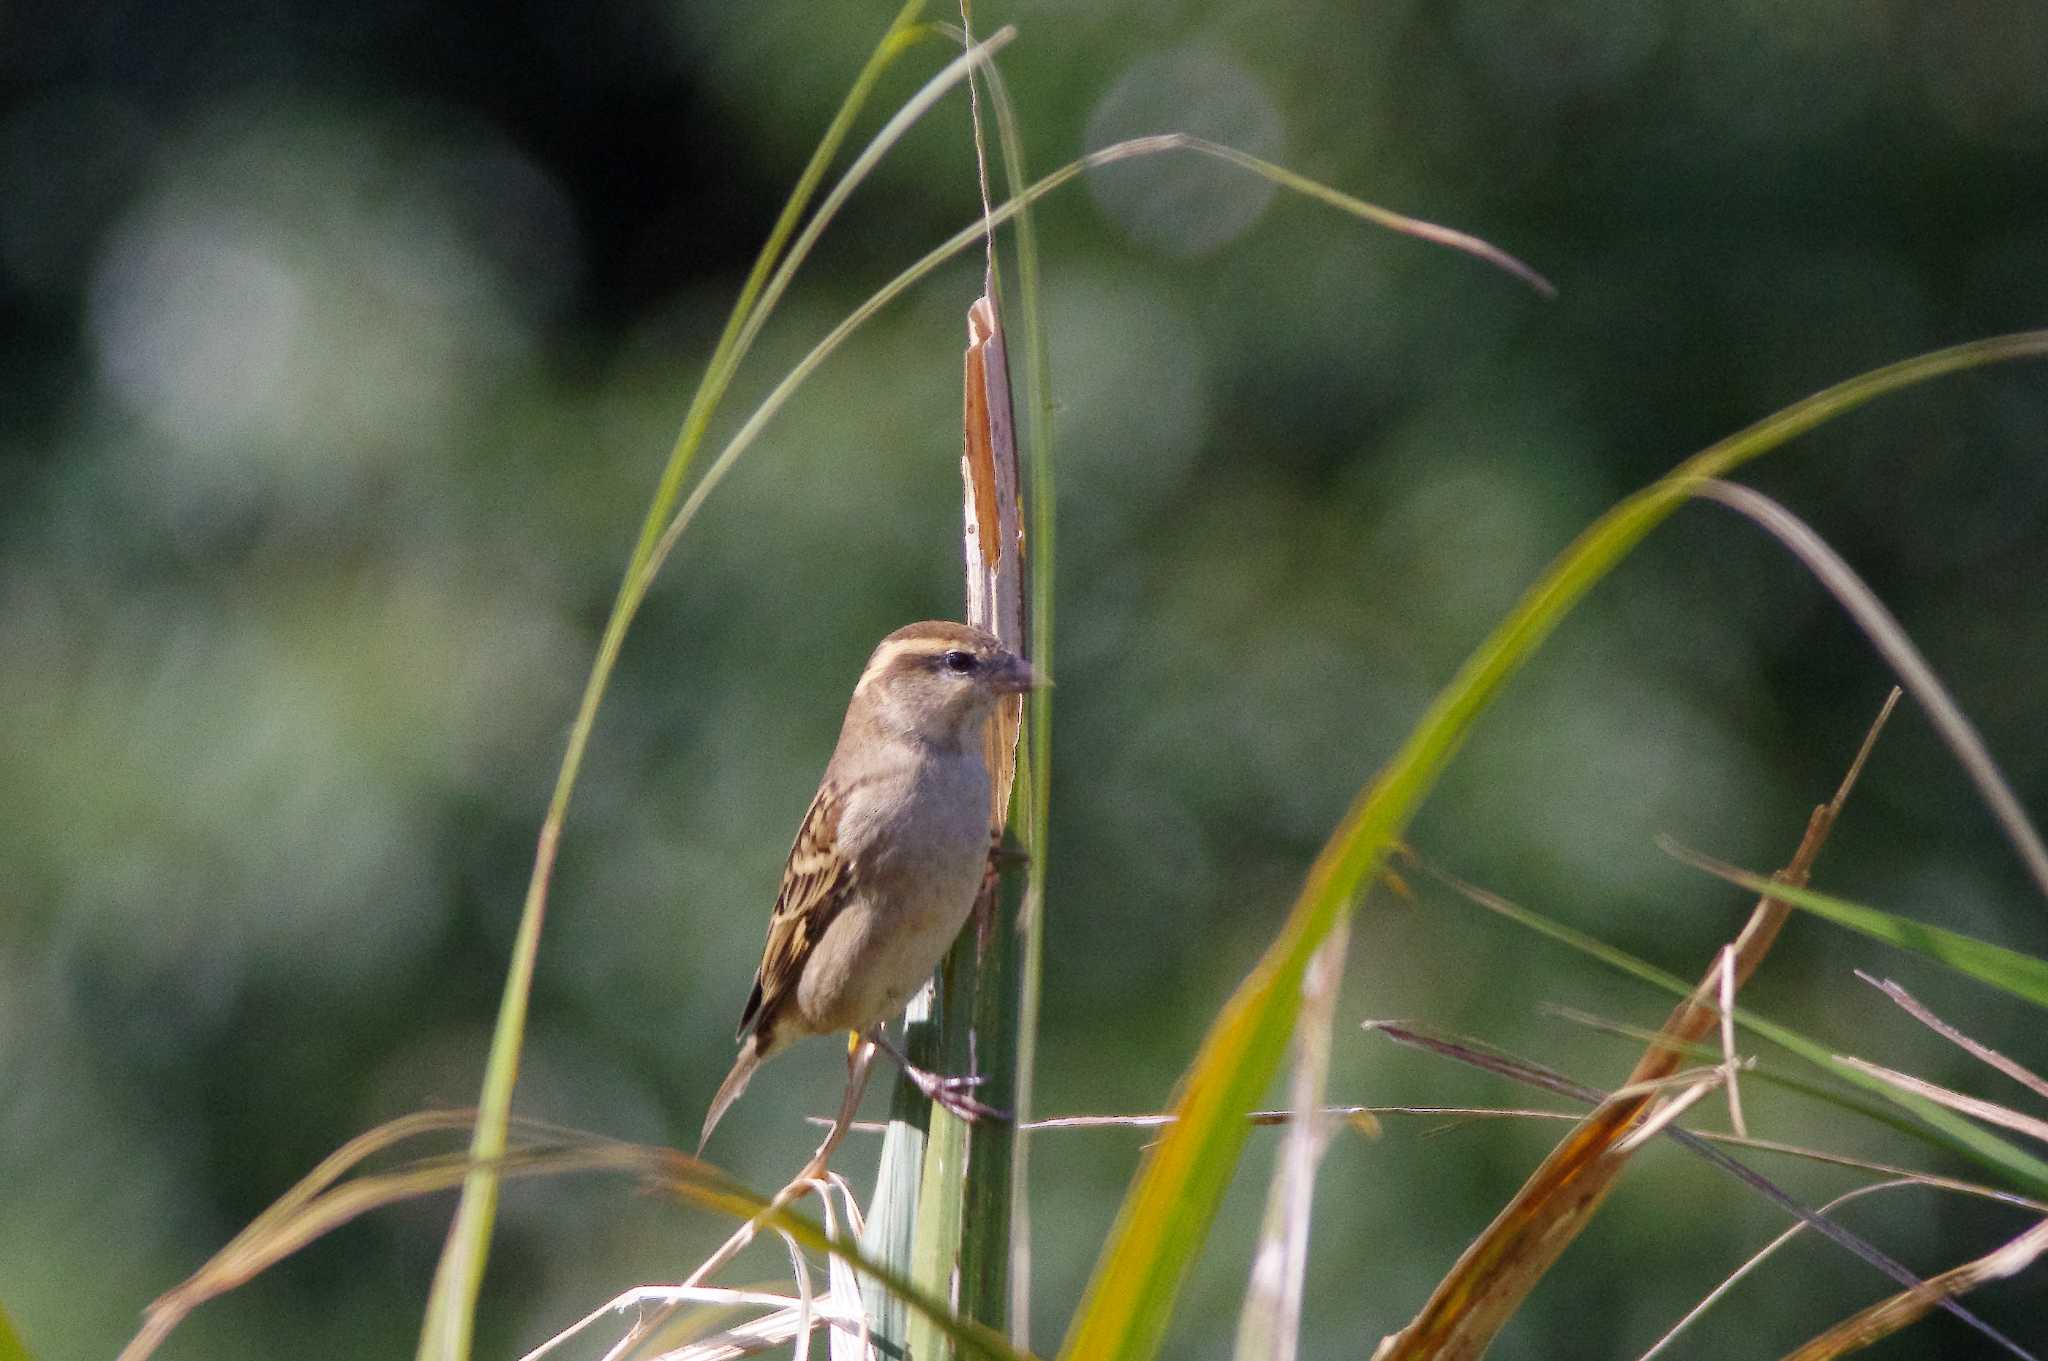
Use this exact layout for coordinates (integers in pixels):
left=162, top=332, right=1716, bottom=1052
left=1055, top=331, right=2048, bottom=1361
left=1692, top=480, right=2048, bottom=899
left=1167, top=139, right=1555, bottom=297
left=720, top=24, right=1015, bottom=405
left=645, top=133, right=1550, bottom=570
left=1677, top=854, right=2048, bottom=1008
left=412, top=9, right=931, bottom=1358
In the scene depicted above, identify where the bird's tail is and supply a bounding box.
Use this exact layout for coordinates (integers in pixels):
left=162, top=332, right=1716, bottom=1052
left=698, top=1035, right=765, bottom=1156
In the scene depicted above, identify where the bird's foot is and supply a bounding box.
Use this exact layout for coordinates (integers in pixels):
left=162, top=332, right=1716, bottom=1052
left=902, top=1063, right=1009, bottom=1124
left=867, top=1027, right=1011, bottom=1123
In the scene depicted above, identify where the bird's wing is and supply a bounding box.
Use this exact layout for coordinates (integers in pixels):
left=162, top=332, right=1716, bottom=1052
left=736, top=781, right=855, bottom=1042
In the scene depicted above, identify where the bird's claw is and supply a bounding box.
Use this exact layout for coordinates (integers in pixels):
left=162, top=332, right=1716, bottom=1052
left=906, top=1066, right=1009, bottom=1124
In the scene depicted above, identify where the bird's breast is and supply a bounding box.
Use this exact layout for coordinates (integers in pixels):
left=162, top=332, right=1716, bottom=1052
left=847, top=746, right=991, bottom=892
left=791, top=747, right=993, bottom=1034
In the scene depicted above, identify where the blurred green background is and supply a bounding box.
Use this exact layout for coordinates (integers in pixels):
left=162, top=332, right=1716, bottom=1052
left=5, top=1, right=2048, bottom=1357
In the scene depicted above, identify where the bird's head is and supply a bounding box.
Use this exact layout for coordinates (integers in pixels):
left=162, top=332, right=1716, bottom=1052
left=847, top=620, right=1039, bottom=750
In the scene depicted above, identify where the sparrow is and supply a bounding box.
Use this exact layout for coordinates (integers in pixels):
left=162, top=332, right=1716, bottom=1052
left=698, top=620, right=1038, bottom=1153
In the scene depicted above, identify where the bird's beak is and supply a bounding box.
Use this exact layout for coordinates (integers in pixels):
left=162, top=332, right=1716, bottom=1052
left=990, top=654, right=1043, bottom=694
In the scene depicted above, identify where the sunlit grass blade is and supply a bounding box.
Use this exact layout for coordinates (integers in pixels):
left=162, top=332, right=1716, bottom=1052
left=717, top=25, right=1015, bottom=414
left=122, top=1114, right=1036, bottom=1361
left=1671, top=851, right=2048, bottom=1008
left=1056, top=331, right=2048, bottom=1361
left=134, top=1127, right=702, bottom=1361
left=599, top=1146, right=1040, bottom=1361
left=1234, top=923, right=1349, bottom=1361
left=1367, top=1021, right=2048, bottom=1209
left=514, top=1177, right=875, bottom=1361
left=0, top=1301, right=31, bottom=1361
left=1164, top=138, right=1555, bottom=297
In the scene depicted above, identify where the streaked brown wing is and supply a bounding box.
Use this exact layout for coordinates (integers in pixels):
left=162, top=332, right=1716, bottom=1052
left=736, top=781, right=855, bottom=1041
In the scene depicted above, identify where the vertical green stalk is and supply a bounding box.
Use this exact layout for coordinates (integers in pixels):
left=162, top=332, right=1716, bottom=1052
left=959, top=877, right=1022, bottom=1324
left=906, top=930, right=1013, bottom=1360
left=902, top=819, right=1025, bottom=1361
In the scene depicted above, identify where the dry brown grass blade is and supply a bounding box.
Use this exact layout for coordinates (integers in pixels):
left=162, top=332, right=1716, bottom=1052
left=122, top=1124, right=718, bottom=1361
left=125, top=1111, right=482, bottom=1361
left=1624, top=687, right=1895, bottom=1091
left=1858, top=971, right=2048, bottom=1104
left=1834, top=1057, right=2048, bottom=1147
left=611, top=1044, right=880, bottom=1359
left=812, top=1109, right=1387, bottom=1134
left=1777, top=1216, right=2048, bottom=1361
left=1639, top=1178, right=2023, bottom=1361
left=1376, top=1012, right=2033, bottom=1356
left=1373, top=694, right=1897, bottom=1361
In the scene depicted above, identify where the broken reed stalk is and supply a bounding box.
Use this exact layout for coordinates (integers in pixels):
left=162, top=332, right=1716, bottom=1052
left=954, top=291, right=1029, bottom=1327
left=1373, top=692, right=1900, bottom=1361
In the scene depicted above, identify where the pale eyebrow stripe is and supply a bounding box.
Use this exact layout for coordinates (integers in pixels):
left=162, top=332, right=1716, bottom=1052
left=854, top=638, right=945, bottom=693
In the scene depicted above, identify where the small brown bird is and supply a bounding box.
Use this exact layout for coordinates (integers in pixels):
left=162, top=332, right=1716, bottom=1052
left=698, top=620, right=1038, bottom=1153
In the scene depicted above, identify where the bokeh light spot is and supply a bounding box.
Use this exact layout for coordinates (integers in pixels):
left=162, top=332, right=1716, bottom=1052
left=1086, top=48, right=1284, bottom=257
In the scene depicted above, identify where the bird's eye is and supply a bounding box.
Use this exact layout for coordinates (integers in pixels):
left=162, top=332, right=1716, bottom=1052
left=942, top=650, right=977, bottom=674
